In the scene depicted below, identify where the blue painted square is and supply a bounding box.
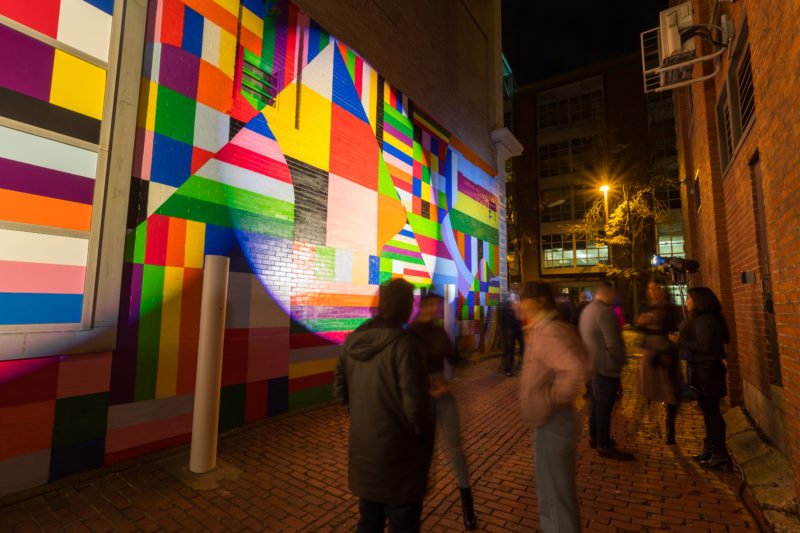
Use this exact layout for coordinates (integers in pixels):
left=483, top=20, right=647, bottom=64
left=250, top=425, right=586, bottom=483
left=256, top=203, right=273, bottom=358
left=204, top=224, right=237, bottom=256
left=438, top=208, right=446, bottom=224
left=150, top=133, right=192, bottom=187
left=49, top=437, right=105, bottom=481
left=82, top=0, right=113, bottom=15
left=268, top=377, right=288, bottom=417
left=368, top=255, right=381, bottom=285
left=242, top=0, right=266, bottom=18
left=412, top=177, right=421, bottom=198
left=0, top=293, right=82, bottom=324
left=181, top=6, right=204, bottom=57
left=331, top=46, right=369, bottom=124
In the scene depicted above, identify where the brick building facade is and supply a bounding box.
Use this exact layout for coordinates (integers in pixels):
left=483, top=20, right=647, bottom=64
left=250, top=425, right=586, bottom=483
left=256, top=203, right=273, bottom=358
left=0, top=0, right=518, bottom=496
left=510, top=53, right=684, bottom=317
left=667, top=0, right=800, bottom=499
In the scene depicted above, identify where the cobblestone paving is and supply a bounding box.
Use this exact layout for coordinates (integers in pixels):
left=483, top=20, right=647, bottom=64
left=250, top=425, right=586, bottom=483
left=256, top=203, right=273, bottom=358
left=1, top=340, right=763, bottom=532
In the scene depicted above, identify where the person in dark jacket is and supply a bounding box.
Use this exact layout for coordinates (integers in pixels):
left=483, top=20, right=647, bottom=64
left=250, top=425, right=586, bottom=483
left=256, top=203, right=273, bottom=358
left=579, top=281, right=635, bottom=461
left=636, top=280, right=682, bottom=444
left=334, top=279, right=435, bottom=532
left=408, top=294, right=477, bottom=530
left=670, top=286, right=731, bottom=470
left=498, top=297, right=524, bottom=376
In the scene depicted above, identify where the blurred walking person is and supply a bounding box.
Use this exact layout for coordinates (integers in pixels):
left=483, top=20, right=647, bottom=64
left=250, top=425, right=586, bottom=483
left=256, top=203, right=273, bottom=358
left=579, top=282, right=634, bottom=460
left=636, top=280, right=682, bottom=444
left=409, top=294, right=477, bottom=529
left=519, top=282, right=592, bottom=533
left=334, top=279, right=435, bottom=532
left=670, top=286, right=731, bottom=470
left=498, top=297, right=525, bottom=376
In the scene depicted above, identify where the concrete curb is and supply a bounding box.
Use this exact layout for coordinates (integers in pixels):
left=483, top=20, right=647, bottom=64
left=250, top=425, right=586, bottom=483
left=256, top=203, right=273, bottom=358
left=725, top=406, right=800, bottom=532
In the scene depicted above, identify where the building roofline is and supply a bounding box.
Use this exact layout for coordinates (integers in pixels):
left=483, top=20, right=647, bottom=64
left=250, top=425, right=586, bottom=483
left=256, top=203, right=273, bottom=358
left=515, top=51, right=642, bottom=96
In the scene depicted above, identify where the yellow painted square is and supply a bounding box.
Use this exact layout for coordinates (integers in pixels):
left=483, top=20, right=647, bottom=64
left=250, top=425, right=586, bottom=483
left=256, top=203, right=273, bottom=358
left=262, top=83, right=331, bottom=172
left=184, top=220, right=206, bottom=268
left=136, top=79, right=158, bottom=130
left=421, top=182, right=430, bottom=203
left=156, top=266, right=184, bottom=398
left=241, top=7, right=263, bottom=39
left=215, top=0, right=239, bottom=16
left=49, top=49, right=106, bottom=120
left=430, top=154, right=438, bottom=174
left=218, top=28, right=237, bottom=79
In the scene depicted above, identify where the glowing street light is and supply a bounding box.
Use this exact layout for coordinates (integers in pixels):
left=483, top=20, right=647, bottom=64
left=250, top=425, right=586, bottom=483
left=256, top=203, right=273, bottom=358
left=600, top=185, right=610, bottom=223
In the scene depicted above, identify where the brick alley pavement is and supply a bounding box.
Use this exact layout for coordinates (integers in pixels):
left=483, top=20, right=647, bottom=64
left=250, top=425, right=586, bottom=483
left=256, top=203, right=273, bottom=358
left=1, top=346, right=765, bottom=532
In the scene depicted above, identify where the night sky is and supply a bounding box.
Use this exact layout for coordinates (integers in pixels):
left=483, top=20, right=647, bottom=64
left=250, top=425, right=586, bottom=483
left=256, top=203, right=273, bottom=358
left=502, top=0, right=668, bottom=86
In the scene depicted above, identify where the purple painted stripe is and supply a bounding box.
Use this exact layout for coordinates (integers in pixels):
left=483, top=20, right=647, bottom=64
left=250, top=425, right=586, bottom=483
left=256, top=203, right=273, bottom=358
left=0, top=157, right=95, bottom=204
left=383, top=122, right=412, bottom=147
left=129, top=263, right=143, bottom=326
left=291, top=306, right=373, bottom=320
left=384, top=245, right=423, bottom=259
left=457, top=171, right=495, bottom=208
left=0, top=25, right=54, bottom=102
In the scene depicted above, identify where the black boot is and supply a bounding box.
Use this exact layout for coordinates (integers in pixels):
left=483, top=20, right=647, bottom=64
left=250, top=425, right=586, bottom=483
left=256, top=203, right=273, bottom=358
left=665, top=404, right=676, bottom=445
left=692, top=439, right=711, bottom=461
left=459, top=487, right=477, bottom=530
left=700, top=453, right=732, bottom=471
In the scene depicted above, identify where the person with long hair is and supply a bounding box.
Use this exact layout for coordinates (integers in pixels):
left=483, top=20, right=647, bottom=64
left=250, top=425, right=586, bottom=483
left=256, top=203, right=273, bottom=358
left=669, top=286, right=731, bottom=470
left=519, top=282, right=592, bottom=532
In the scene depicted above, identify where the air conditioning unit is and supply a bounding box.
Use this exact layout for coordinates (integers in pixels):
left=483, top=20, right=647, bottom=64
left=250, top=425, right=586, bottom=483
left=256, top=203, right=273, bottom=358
left=640, top=2, right=733, bottom=93
left=659, top=2, right=696, bottom=66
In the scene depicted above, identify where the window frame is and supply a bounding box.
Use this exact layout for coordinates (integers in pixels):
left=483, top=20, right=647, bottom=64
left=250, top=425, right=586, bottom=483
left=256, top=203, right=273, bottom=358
left=0, top=1, right=147, bottom=360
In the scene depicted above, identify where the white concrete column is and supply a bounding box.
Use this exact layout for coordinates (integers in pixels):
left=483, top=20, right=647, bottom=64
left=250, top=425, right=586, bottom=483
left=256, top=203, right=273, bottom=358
left=189, top=255, right=230, bottom=474
left=443, top=284, right=457, bottom=379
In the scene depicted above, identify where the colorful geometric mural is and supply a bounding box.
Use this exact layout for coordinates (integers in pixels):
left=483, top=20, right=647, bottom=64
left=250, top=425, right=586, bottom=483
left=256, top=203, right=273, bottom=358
left=0, top=0, right=504, bottom=492
left=115, top=0, right=503, bottom=434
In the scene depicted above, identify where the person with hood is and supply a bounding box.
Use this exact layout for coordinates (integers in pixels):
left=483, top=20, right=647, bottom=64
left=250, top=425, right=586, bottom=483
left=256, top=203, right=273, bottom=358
left=408, top=294, right=477, bottom=530
left=334, top=278, right=435, bottom=532
left=519, top=282, right=592, bottom=533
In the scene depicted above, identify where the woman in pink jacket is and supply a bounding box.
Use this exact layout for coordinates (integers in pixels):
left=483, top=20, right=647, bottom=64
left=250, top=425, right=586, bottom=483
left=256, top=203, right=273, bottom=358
left=519, top=282, right=593, bottom=533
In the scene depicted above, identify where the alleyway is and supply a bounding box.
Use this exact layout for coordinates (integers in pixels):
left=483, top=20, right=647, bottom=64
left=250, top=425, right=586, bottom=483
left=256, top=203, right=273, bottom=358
left=1, top=351, right=762, bottom=532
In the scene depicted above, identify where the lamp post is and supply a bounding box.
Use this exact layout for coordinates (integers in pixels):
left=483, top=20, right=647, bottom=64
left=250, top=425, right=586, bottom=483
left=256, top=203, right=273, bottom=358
left=600, top=185, right=609, bottom=224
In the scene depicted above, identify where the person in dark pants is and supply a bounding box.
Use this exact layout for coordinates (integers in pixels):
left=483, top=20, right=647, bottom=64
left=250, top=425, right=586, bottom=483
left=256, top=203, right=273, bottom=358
left=579, top=282, right=635, bottom=461
left=408, top=294, right=477, bottom=530
left=334, top=279, right=435, bottom=532
left=670, top=286, right=731, bottom=470
left=499, top=298, right=524, bottom=376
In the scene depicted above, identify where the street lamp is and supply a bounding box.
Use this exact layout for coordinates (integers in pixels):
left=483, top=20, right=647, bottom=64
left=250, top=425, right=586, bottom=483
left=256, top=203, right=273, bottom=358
left=600, top=185, right=609, bottom=224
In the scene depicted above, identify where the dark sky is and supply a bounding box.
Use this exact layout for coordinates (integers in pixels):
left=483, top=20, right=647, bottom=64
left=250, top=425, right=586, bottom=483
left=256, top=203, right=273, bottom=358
left=502, top=1, right=668, bottom=86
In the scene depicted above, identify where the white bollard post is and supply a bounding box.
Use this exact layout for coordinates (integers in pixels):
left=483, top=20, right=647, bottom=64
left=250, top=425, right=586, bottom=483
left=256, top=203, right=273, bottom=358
left=189, top=255, right=230, bottom=474
left=443, top=284, right=457, bottom=379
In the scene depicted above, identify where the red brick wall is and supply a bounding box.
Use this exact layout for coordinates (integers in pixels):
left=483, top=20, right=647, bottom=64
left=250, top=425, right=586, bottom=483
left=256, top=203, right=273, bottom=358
left=746, top=0, right=800, bottom=498
left=673, top=0, right=800, bottom=499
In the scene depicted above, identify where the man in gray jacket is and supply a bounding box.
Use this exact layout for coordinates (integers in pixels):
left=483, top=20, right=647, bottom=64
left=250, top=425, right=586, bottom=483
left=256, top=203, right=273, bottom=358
left=334, top=278, right=435, bottom=532
left=579, top=281, right=635, bottom=461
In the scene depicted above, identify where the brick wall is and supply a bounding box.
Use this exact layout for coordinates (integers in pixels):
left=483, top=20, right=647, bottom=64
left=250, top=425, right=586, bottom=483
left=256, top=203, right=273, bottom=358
left=672, top=0, right=800, bottom=498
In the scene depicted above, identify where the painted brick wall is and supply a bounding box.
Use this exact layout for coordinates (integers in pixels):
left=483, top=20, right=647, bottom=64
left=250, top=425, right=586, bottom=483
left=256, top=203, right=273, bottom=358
left=0, top=0, right=505, bottom=496
left=672, top=0, right=800, bottom=498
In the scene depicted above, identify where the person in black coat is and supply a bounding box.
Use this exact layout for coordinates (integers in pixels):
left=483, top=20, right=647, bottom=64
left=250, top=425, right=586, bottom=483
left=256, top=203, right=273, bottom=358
left=670, top=286, right=731, bottom=470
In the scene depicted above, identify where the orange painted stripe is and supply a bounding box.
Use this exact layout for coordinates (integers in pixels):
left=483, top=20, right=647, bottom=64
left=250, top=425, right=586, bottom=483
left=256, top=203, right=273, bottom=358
left=291, top=293, right=378, bottom=308
left=165, top=217, right=186, bottom=267
left=183, top=0, right=238, bottom=35
left=449, top=136, right=497, bottom=177
left=385, top=162, right=412, bottom=183
left=240, top=27, right=262, bottom=57
left=176, top=267, right=202, bottom=396
left=0, top=188, right=92, bottom=231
